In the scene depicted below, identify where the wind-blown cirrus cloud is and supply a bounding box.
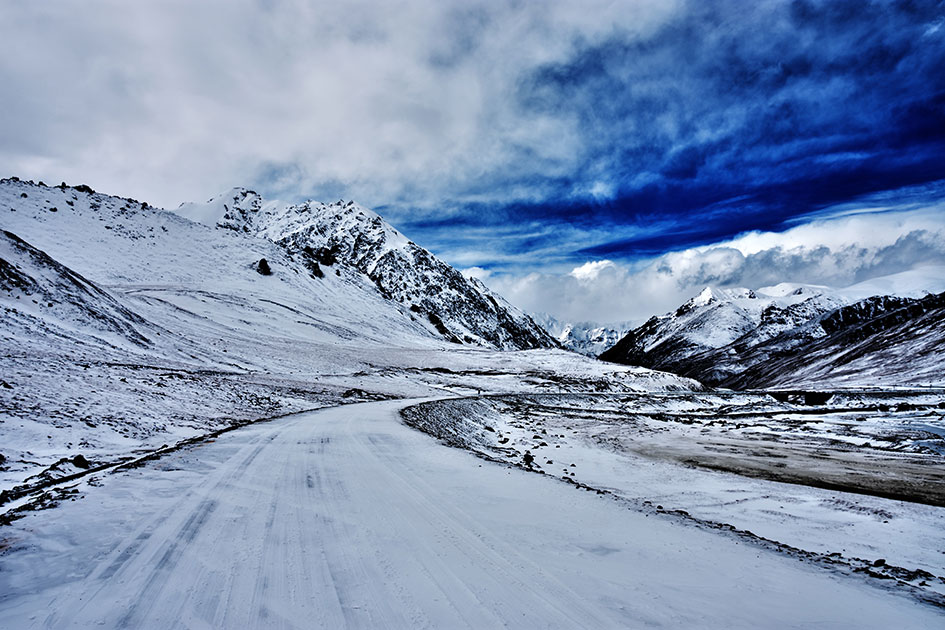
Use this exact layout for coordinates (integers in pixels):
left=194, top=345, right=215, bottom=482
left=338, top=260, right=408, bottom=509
left=1, top=0, right=943, bottom=322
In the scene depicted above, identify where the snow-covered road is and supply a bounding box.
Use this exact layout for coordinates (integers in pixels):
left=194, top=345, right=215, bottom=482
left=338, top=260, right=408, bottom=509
left=1, top=399, right=941, bottom=628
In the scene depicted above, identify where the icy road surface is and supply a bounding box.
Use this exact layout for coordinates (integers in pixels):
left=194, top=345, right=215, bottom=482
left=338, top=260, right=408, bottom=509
left=1, top=400, right=941, bottom=628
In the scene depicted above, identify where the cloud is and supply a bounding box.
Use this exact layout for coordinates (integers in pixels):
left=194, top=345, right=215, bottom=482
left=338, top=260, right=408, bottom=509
left=0, top=0, right=679, bottom=210
left=569, top=260, right=617, bottom=283
left=461, top=266, right=491, bottom=280
left=5, top=1, right=939, bottom=217
left=2, top=0, right=943, bottom=315
left=484, top=204, right=945, bottom=323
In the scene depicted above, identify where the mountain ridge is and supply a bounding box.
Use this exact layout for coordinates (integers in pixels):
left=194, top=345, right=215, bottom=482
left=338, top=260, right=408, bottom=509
left=177, top=188, right=558, bottom=351
left=599, top=281, right=945, bottom=388
left=531, top=312, right=633, bottom=357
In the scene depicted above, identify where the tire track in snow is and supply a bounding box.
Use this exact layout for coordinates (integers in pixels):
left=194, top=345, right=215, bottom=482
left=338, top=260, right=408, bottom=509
left=2, top=399, right=943, bottom=629
left=347, top=425, right=611, bottom=627
left=40, top=433, right=272, bottom=627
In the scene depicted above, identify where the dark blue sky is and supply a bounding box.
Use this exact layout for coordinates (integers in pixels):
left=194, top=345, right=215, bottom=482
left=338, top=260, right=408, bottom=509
left=384, top=0, right=945, bottom=272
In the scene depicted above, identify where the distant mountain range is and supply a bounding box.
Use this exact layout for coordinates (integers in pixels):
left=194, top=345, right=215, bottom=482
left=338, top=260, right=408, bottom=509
left=4, top=175, right=943, bottom=398
left=599, top=279, right=945, bottom=389
left=530, top=313, right=633, bottom=357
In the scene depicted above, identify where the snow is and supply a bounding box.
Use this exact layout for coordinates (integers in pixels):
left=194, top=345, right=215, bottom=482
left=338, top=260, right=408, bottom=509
left=619, top=269, right=945, bottom=367
left=655, top=288, right=775, bottom=350
left=175, top=186, right=556, bottom=351
left=176, top=189, right=412, bottom=267
left=405, top=393, right=945, bottom=601
left=692, top=285, right=717, bottom=305
left=758, top=281, right=834, bottom=298
left=2, top=177, right=944, bottom=626
left=531, top=312, right=634, bottom=357
left=837, top=266, right=945, bottom=301
left=601, top=272, right=945, bottom=389
left=173, top=188, right=240, bottom=228
left=2, top=399, right=942, bottom=628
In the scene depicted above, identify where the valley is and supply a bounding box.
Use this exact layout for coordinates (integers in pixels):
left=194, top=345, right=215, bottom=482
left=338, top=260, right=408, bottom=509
left=1, top=178, right=943, bottom=626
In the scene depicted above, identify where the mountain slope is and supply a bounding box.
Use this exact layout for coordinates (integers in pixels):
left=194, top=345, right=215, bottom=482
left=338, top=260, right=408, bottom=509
left=598, top=286, right=843, bottom=376
left=0, top=178, right=444, bottom=358
left=720, top=291, right=945, bottom=389
left=176, top=189, right=557, bottom=351
left=1, top=230, right=154, bottom=349
left=600, top=281, right=945, bottom=388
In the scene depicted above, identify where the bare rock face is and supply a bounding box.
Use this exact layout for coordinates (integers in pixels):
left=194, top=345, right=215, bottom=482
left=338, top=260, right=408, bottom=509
left=255, top=258, right=273, bottom=276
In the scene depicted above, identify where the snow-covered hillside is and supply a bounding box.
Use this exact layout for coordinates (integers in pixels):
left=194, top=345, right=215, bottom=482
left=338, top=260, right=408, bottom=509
left=177, top=188, right=557, bottom=351
left=0, top=229, right=155, bottom=349
left=600, top=280, right=945, bottom=388
left=0, top=177, right=697, bottom=496
left=532, top=312, right=632, bottom=357
left=599, top=286, right=844, bottom=375
left=721, top=291, right=945, bottom=389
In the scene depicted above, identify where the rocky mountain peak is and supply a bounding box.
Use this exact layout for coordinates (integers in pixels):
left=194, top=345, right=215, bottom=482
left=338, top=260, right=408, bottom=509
left=176, top=190, right=557, bottom=351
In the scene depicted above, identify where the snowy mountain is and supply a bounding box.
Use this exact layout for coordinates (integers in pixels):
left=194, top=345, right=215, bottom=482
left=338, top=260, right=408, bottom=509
left=0, top=177, right=697, bottom=495
left=598, top=286, right=844, bottom=374
left=176, top=188, right=557, bottom=351
left=531, top=313, right=632, bottom=357
left=600, top=281, right=945, bottom=388
left=3, top=178, right=944, bottom=624
left=719, top=291, right=945, bottom=389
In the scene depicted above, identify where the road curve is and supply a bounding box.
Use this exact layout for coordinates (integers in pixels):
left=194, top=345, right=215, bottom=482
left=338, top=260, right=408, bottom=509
left=0, top=399, right=940, bottom=628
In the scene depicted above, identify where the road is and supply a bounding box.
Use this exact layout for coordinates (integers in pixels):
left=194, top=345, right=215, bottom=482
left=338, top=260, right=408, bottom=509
left=1, top=399, right=941, bottom=628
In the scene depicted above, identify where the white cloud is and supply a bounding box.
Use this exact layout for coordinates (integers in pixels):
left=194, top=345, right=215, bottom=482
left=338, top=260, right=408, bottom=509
left=484, top=206, right=945, bottom=324
left=718, top=202, right=945, bottom=256
left=569, top=260, right=616, bottom=283
left=461, top=266, right=491, bottom=280
left=0, top=0, right=679, bottom=209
